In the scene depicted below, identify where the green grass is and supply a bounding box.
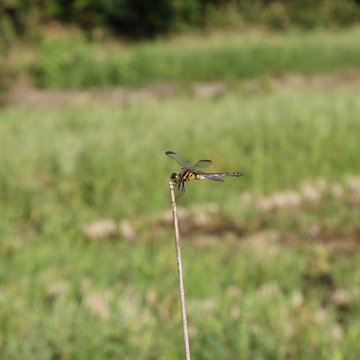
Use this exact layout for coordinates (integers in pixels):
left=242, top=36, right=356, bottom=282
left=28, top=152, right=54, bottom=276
left=27, top=26, right=360, bottom=89
left=1, top=85, right=359, bottom=219
left=1, top=82, right=360, bottom=359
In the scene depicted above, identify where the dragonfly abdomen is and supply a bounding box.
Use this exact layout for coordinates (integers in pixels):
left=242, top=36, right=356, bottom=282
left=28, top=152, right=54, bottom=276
left=199, top=172, right=243, bottom=179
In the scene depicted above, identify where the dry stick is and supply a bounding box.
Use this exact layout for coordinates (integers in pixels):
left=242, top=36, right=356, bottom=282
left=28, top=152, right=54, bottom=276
left=169, top=181, right=191, bottom=360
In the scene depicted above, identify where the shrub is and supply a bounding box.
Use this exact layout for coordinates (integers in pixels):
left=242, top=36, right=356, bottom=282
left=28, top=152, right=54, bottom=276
left=1, top=0, right=359, bottom=41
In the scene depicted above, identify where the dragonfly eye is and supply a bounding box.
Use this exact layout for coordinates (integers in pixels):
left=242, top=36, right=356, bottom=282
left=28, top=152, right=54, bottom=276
left=170, top=172, right=180, bottom=182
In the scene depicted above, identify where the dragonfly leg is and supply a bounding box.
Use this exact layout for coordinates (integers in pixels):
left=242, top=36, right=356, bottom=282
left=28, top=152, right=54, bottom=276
left=182, top=181, right=186, bottom=195
left=175, top=180, right=185, bottom=199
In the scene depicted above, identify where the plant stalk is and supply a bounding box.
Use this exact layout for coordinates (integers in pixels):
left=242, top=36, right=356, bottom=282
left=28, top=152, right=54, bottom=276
left=169, top=181, right=191, bottom=360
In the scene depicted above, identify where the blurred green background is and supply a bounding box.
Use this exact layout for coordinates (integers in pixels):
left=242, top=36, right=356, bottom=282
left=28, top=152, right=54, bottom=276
left=1, top=1, right=360, bottom=359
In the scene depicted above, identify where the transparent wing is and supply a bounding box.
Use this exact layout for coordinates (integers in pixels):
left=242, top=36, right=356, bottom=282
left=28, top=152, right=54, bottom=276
left=166, top=151, right=213, bottom=170
left=206, top=176, right=224, bottom=182
left=197, top=171, right=243, bottom=181
left=165, top=151, right=194, bottom=169
left=193, top=159, right=212, bottom=168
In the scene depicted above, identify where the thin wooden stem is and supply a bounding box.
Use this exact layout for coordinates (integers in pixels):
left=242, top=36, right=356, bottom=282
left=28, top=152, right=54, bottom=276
left=169, top=181, right=191, bottom=360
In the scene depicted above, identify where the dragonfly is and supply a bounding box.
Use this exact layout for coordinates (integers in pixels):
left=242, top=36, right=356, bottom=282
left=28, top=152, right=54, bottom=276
left=165, top=151, right=243, bottom=198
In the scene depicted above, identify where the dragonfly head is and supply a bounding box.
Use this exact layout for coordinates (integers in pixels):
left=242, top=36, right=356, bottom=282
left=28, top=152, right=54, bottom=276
left=170, top=172, right=181, bottom=183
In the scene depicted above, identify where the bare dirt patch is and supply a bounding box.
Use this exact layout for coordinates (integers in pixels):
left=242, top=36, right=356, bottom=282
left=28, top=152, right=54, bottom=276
left=81, top=176, right=360, bottom=254
left=1, top=70, right=360, bottom=108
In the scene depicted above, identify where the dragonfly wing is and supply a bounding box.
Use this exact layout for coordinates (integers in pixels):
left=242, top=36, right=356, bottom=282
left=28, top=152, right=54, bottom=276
left=195, top=171, right=225, bottom=182
left=193, top=159, right=212, bottom=169
left=206, top=176, right=224, bottom=182
left=165, top=151, right=194, bottom=169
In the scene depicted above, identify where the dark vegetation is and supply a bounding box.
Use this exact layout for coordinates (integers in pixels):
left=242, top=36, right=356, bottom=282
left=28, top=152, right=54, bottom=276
left=1, top=0, right=359, bottom=42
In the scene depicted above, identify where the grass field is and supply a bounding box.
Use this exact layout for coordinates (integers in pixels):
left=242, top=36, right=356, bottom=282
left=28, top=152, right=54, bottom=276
left=3, top=26, right=360, bottom=90
left=1, top=82, right=360, bottom=359
left=1, top=27, right=360, bottom=359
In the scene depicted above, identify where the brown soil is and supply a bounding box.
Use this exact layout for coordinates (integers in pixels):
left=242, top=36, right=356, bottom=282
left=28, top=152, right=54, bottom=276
left=1, top=70, right=360, bottom=108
